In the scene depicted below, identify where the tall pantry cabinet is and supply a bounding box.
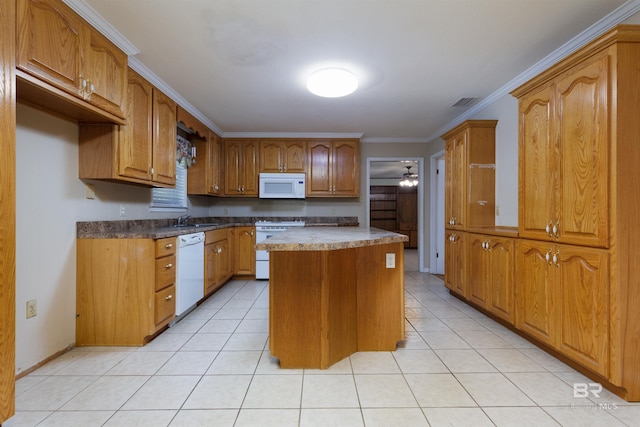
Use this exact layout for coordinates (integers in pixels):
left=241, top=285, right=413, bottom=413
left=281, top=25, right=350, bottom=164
left=511, top=25, right=640, bottom=400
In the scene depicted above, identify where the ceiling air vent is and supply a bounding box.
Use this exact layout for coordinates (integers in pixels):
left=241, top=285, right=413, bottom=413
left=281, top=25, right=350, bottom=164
left=451, top=97, right=478, bottom=107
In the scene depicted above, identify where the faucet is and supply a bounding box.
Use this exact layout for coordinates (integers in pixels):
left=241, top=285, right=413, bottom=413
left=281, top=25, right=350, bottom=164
left=177, top=214, right=191, bottom=226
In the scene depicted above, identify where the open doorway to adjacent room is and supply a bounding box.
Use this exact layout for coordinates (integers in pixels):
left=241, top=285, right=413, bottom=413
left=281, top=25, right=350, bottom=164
left=366, top=158, right=424, bottom=272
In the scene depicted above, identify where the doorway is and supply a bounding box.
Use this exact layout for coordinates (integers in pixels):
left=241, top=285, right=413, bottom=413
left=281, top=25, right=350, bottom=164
left=366, top=158, right=424, bottom=272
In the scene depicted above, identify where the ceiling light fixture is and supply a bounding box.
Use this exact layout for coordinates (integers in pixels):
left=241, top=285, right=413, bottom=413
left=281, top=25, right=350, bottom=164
left=399, top=166, right=418, bottom=187
left=307, top=68, right=358, bottom=98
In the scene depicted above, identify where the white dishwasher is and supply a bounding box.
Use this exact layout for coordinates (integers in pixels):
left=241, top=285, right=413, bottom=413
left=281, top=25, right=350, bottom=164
left=175, top=232, right=205, bottom=318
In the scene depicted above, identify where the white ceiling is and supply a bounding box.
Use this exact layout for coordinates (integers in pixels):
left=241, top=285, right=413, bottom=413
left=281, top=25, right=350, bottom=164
left=74, top=0, right=634, bottom=142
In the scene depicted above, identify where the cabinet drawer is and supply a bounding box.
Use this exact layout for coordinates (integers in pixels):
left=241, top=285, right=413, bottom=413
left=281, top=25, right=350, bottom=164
left=155, top=255, right=176, bottom=291
left=155, top=285, right=175, bottom=326
left=206, top=228, right=228, bottom=244
left=156, top=237, right=176, bottom=257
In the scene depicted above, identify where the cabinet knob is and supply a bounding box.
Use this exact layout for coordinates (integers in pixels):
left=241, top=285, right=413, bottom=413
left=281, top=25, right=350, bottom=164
left=165, top=263, right=173, bottom=269
left=545, top=249, right=552, bottom=265
left=164, top=294, right=173, bottom=300
left=217, top=246, right=222, bottom=254
left=552, top=220, right=560, bottom=238
left=553, top=250, right=560, bottom=267
left=214, top=184, right=219, bottom=191
left=165, top=243, right=173, bottom=249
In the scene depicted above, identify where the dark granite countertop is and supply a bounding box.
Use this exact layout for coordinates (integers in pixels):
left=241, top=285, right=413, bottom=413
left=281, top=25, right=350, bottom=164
left=77, top=216, right=359, bottom=239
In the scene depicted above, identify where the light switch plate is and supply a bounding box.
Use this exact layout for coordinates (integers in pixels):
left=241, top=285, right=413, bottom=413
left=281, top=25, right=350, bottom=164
left=386, top=253, right=395, bottom=268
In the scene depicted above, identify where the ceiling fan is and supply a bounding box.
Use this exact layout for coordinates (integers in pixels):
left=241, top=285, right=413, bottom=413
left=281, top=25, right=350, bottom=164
left=399, top=166, right=418, bottom=187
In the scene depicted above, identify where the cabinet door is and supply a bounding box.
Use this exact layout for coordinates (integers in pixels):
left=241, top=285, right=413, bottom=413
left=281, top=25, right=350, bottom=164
left=151, top=89, right=176, bottom=186
left=516, top=240, right=555, bottom=346
left=518, top=84, right=555, bottom=241
left=260, top=140, right=283, bottom=172
left=224, top=140, right=242, bottom=195
left=217, top=237, right=232, bottom=282
left=234, top=227, right=256, bottom=275
left=556, top=244, right=609, bottom=376
left=118, top=69, right=153, bottom=181
left=82, top=28, right=127, bottom=118
left=207, top=132, right=222, bottom=195
left=555, top=54, right=609, bottom=248
left=488, top=237, right=515, bottom=324
left=307, top=141, right=332, bottom=196
left=444, top=231, right=466, bottom=297
left=467, top=234, right=489, bottom=308
left=17, top=0, right=83, bottom=96
left=445, top=133, right=466, bottom=229
left=283, top=140, right=306, bottom=172
left=241, top=141, right=259, bottom=196
left=332, top=140, right=359, bottom=196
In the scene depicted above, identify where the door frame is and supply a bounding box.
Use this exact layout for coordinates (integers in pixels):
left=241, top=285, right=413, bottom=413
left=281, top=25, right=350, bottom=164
left=365, top=157, right=424, bottom=272
left=430, top=150, right=445, bottom=274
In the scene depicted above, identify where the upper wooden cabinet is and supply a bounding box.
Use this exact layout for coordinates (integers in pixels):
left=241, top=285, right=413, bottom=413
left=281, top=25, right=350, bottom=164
left=307, top=139, right=360, bottom=197
left=441, top=120, right=497, bottom=231
left=259, top=140, right=306, bottom=173
left=187, top=131, right=222, bottom=196
left=79, top=68, right=177, bottom=187
left=223, top=139, right=259, bottom=196
left=178, top=107, right=222, bottom=196
left=515, top=53, right=608, bottom=247
left=17, top=0, right=127, bottom=121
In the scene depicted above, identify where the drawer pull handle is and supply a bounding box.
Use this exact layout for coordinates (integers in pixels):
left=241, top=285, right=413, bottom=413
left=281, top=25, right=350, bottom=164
left=165, top=263, right=173, bottom=269
left=165, top=243, right=173, bottom=249
left=165, top=294, right=173, bottom=300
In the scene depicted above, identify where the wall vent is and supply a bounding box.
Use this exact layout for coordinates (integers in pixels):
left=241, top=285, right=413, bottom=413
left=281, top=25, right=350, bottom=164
left=451, top=97, right=478, bottom=107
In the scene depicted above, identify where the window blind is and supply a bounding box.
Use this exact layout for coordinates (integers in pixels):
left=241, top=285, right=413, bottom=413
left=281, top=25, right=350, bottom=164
left=150, top=161, right=187, bottom=210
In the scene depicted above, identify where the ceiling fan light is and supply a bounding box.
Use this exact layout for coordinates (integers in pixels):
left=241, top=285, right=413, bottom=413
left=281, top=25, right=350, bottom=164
left=399, top=165, right=418, bottom=187
left=307, top=68, right=358, bottom=98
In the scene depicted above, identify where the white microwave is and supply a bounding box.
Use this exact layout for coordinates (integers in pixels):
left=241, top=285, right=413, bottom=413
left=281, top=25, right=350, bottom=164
left=259, top=173, right=306, bottom=199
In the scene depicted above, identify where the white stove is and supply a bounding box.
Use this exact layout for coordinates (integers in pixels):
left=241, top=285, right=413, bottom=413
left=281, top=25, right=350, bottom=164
left=255, top=220, right=305, bottom=279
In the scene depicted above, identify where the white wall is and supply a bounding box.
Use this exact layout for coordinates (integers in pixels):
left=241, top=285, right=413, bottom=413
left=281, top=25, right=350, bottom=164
left=14, top=103, right=211, bottom=374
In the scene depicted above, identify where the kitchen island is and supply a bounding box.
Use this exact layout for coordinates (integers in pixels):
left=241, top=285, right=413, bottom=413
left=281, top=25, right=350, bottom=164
left=256, top=226, right=408, bottom=369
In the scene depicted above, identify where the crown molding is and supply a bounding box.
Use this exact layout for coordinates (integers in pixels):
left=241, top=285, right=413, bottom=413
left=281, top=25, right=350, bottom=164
left=63, top=0, right=640, bottom=143
left=62, top=0, right=139, bottom=55
left=222, top=132, right=364, bottom=139
left=127, top=58, right=224, bottom=135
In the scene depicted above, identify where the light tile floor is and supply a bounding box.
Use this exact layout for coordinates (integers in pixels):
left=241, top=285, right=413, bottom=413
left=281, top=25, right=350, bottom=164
left=6, top=250, right=639, bottom=426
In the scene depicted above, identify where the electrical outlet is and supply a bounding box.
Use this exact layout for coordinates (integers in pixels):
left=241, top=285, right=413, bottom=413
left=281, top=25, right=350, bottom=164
left=386, top=253, right=395, bottom=268
left=26, top=299, right=37, bottom=318
left=496, top=204, right=500, bottom=216
left=119, top=204, right=126, bottom=217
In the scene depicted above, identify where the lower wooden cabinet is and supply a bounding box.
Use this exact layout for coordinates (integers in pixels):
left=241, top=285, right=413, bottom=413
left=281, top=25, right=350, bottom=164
left=76, top=237, right=176, bottom=346
left=234, top=226, right=256, bottom=275
left=444, top=230, right=466, bottom=296
left=516, top=239, right=609, bottom=376
left=205, top=229, right=233, bottom=296
left=467, top=233, right=515, bottom=324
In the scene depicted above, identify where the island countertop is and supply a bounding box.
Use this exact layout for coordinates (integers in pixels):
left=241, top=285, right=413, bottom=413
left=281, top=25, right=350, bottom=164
left=255, top=226, right=408, bottom=251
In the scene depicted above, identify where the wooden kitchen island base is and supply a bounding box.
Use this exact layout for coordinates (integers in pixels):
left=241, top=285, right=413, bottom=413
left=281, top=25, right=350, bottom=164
left=267, top=233, right=406, bottom=369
